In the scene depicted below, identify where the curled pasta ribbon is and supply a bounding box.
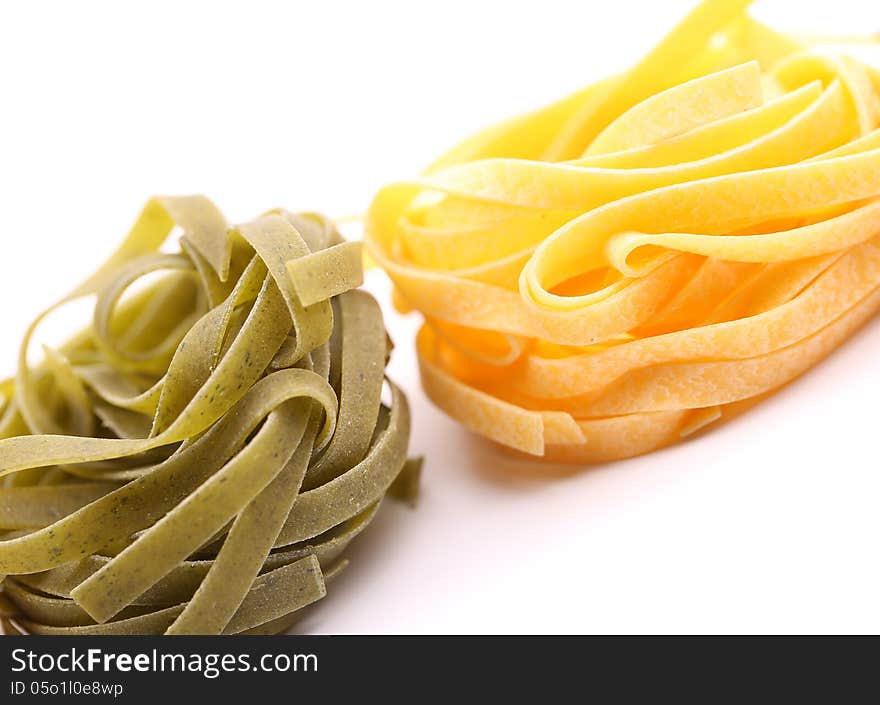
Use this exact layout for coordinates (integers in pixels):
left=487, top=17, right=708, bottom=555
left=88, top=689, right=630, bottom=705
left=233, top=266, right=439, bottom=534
left=0, top=196, right=416, bottom=634
left=365, top=0, right=880, bottom=462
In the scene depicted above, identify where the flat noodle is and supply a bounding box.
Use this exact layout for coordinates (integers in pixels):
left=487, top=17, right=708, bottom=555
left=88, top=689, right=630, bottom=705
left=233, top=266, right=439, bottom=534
left=0, top=196, right=415, bottom=634
left=365, top=0, right=880, bottom=462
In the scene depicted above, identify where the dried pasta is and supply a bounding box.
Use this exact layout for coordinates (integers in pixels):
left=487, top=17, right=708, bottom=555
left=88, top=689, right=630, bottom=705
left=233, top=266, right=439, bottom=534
left=0, top=196, right=414, bottom=634
left=365, top=0, right=880, bottom=462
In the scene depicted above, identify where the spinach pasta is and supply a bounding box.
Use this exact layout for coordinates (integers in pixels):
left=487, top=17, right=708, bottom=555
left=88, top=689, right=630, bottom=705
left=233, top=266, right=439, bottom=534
left=0, top=196, right=416, bottom=635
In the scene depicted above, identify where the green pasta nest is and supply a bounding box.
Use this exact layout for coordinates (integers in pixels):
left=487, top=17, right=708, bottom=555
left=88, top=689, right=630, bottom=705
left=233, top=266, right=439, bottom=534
left=0, top=196, right=419, bottom=635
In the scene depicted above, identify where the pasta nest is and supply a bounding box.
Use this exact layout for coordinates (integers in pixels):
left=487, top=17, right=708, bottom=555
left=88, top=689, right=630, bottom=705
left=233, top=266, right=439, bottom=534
left=366, top=0, right=880, bottom=462
left=0, top=197, right=417, bottom=634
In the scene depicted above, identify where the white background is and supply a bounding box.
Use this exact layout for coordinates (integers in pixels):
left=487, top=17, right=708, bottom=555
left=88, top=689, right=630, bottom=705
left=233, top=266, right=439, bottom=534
left=1, top=1, right=878, bottom=634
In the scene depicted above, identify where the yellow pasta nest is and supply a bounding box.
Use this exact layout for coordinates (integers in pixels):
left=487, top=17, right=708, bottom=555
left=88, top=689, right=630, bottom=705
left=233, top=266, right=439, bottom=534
left=365, top=0, right=880, bottom=462
left=0, top=196, right=417, bottom=634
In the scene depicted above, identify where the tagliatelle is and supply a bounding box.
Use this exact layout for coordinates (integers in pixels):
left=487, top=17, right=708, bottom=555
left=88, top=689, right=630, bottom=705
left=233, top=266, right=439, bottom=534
left=0, top=196, right=415, bottom=634
left=365, top=0, right=880, bottom=462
